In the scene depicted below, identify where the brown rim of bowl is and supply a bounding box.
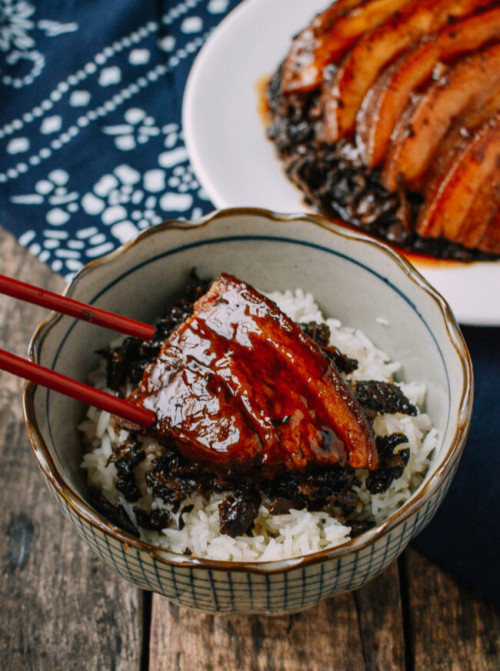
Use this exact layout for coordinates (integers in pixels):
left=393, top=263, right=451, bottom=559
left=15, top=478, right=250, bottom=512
left=23, top=207, right=473, bottom=574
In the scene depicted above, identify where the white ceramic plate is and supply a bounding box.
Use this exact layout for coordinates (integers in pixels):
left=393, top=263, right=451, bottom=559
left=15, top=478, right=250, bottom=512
left=183, top=0, right=500, bottom=326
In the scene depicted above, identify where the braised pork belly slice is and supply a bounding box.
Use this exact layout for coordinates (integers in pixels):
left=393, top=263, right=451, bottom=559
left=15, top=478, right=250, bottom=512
left=382, top=43, right=500, bottom=192
left=321, top=0, right=491, bottom=143
left=356, top=5, right=500, bottom=168
left=416, top=113, right=500, bottom=253
left=281, top=0, right=406, bottom=95
left=128, top=274, right=377, bottom=478
left=418, top=87, right=500, bottom=197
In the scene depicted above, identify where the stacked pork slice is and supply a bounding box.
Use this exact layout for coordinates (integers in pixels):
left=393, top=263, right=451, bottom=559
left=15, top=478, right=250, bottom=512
left=267, top=0, right=500, bottom=258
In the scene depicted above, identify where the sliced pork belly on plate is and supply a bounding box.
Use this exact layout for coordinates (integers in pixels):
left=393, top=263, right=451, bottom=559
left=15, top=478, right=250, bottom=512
left=416, top=113, right=500, bottom=254
left=281, top=0, right=406, bottom=94
left=321, top=0, right=492, bottom=143
left=382, top=42, right=500, bottom=191
left=356, top=5, right=500, bottom=168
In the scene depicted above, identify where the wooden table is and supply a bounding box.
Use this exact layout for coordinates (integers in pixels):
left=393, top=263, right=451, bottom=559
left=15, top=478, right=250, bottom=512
left=1, top=225, right=499, bottom=670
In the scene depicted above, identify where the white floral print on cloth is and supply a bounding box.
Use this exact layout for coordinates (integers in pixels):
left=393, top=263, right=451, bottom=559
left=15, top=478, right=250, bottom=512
left=0, top=0, right=237, bottom=278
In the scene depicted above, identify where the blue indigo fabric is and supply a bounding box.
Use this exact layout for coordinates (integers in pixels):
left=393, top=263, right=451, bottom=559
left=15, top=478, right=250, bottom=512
left=1, top=0, right=498, bottom=607
left=0, top=0, right=239, bottom=277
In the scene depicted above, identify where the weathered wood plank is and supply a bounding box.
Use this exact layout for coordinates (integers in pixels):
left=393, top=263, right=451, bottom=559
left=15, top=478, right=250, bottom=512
left=354, top=562, right=406, bottom=670
left=404, top=547, right=500, bottom=671
left=0, top=229, right=144, bottom=671
left=148, top=561, right=405, bottom=671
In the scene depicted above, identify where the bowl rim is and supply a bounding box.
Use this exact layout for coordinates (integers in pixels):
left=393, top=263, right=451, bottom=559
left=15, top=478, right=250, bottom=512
left=23, top=207, right=473, bottom=574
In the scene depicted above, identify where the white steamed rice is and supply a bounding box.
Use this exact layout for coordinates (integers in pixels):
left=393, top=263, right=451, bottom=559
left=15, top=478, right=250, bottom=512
left=79, top=289, right=440, bottom=562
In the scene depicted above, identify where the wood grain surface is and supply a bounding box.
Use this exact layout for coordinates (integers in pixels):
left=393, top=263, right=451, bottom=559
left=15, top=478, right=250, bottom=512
left=0, top=226, right=498, bottom=670
left=0, top=228, right=143, bottom=671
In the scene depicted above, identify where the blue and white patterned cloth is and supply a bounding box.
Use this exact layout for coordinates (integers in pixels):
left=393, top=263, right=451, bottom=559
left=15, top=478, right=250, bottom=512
left=0, top=0, right=239, bottom=278
left=1, top=0, right=499, bottom=607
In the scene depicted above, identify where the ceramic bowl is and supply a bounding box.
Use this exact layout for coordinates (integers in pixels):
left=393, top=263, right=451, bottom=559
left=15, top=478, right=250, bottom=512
left=24, top=208, right=473, bottom=615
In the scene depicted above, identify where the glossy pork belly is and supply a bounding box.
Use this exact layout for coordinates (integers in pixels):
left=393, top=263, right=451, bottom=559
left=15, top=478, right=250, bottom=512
left=128, top=274, right=377, bottom=478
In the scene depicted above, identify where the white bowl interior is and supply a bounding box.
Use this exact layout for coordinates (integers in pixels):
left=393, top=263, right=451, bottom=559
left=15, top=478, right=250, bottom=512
left=28, top=211, right=469, bottom=526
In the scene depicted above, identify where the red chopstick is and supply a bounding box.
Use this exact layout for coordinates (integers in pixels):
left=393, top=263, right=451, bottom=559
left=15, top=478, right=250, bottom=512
left=0, top=348, right=156, bottom=427
left=0, top=274, right=155, bottom=341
